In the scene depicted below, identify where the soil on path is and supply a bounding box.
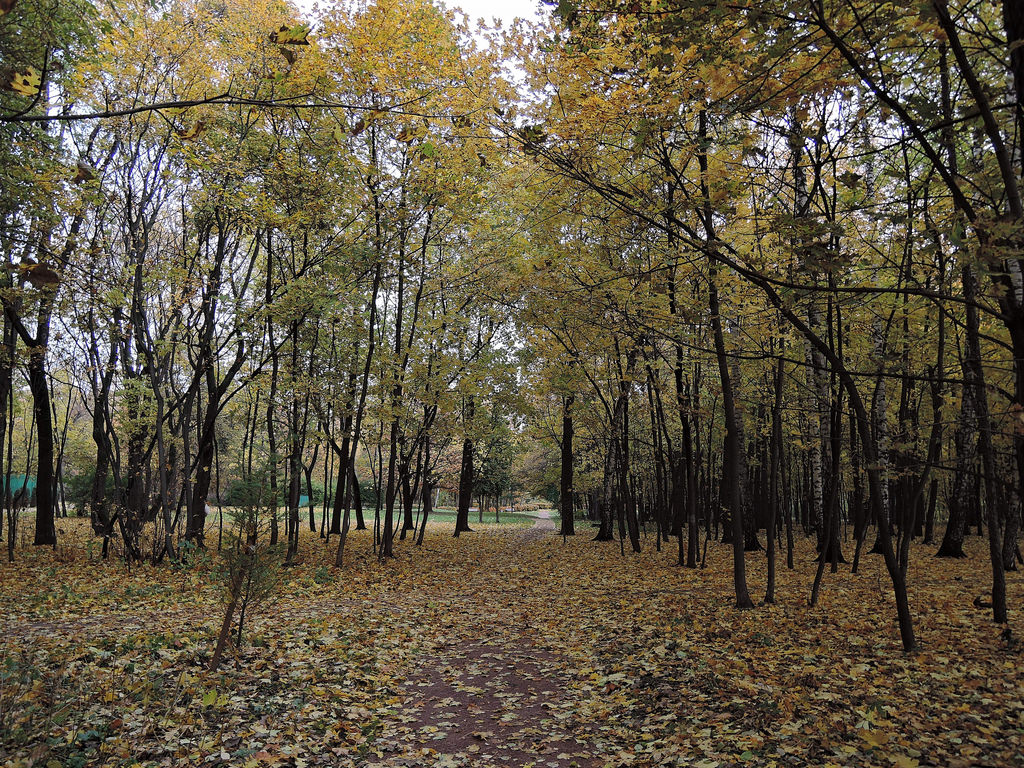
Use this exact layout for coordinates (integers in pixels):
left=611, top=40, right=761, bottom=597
left=520, top=508, right=557, bottom=542
left=369, top=510, right=601, bottom=768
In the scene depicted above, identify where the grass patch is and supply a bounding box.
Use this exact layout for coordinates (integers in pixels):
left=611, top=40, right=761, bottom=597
left=419, top=508, right=540, bottom=527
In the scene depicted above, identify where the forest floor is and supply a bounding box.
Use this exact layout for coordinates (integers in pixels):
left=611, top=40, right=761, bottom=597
left=2, top=514, right=1024, bottom=768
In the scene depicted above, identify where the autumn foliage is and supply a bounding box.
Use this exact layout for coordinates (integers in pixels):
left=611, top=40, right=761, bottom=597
left=2, top=0, right=1024, bottom=764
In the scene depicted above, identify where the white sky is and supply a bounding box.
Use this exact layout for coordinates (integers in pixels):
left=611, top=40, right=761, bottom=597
left=297, top=0, right=547, bottom=29
left=442, top=0, right=545, bottom=28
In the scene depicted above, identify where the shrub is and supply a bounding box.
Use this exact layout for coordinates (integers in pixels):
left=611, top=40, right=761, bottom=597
left=209, top=475, right=281, bottom=672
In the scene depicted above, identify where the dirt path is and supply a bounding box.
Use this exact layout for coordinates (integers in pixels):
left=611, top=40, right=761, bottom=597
left=519, top=508, right=557, bottom=542
left=370, top=513, right=600, bottom=768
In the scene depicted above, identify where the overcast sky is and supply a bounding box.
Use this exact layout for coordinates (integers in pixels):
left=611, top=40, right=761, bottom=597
left=299, top=0, right=548, bottom=28
left=442, top=0, right=545, bottom=27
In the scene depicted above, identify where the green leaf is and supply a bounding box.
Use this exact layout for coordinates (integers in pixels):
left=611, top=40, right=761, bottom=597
left=950, top=220, right=966, bottom=248
left=555, top=0, right=578, bottom=24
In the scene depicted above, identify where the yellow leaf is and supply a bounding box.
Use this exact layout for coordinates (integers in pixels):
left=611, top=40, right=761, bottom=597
left=3, top=66, right=41, bottom=97
left=858, top=728, right=890, bottom=748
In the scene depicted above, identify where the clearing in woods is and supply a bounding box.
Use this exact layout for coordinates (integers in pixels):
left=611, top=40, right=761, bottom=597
left=2, top=514, right=1023, bottom=767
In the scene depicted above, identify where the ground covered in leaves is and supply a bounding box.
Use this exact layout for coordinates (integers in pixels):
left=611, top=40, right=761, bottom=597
left=2, top=514, right=1023, bottom=767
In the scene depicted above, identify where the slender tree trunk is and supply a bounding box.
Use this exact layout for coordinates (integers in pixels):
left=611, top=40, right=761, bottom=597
left=266, top=351, right=280, bottom=548
left=331, top=439, right=348, bottom=535
left=27, top=347, right=55, bottom=547
left=416, top=435, right=433, bottom=546
left=962, top=265, right=1008, bottom=622
left=400, top=458, right=416, bottom=538
left=766, top=340, right=783, bottom=604
left=621, top=392, right=641, bottom=553
left=559, top=394, right=575, bottom=537
left=708, top=271, right=752, bottom=607
left=698, top=110, right=753, bottom=608
left=352, top=464, right=365, bottom=531
left=454, top=439, right=474, bottom=536
left=0, top=274, right=11, bottom=552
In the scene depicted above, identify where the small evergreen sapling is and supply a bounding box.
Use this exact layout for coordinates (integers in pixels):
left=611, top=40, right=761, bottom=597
left=208, top=475, right=281, bottom=672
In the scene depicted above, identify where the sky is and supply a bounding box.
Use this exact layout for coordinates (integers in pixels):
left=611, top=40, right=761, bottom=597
left=298, top=0, right=548, bottom=29
left=441, top=0, right=545, bottom=27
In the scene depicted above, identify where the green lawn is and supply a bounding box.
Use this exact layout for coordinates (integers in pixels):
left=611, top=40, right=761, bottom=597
left=419, top=507, right=541, bottom=526
left=11, top=505, right=549, bottom=534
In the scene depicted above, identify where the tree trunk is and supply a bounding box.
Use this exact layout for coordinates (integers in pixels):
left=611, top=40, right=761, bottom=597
left=559, top=394, right=575, bottom=537
left=766, top=341, right=783, bottom=604
left=454, top=397, right=475, bottom=537
left=27, top=346, right=55, bottom=547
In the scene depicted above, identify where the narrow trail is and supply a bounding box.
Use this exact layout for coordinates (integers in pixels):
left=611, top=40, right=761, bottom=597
left=520, top=507, right=557, bottom=542
left=371, top=510, right=601, bottom=768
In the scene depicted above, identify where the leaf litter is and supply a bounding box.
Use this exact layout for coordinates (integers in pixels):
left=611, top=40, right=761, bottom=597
left=1, top=514, right=1022, bottom=767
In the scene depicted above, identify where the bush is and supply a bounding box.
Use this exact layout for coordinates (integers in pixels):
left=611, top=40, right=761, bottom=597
left=359, top=478, right=378, bottom=509
left=517, top=501, right=553, bottom=512
left=209, top=483, right=281, bottom=672
left=302, top=480, right=325, bottom=506
left=64, top=469, right=113, bottom=513
left=223, top=476, right=325, bottom=507
left=223, top=477, right=268, bottom=508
